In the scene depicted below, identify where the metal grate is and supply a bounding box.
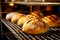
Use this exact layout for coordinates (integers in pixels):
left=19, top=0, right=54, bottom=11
left=4, top=32, right=18, bottom=40
left=1, top=19, right=60, bottom=40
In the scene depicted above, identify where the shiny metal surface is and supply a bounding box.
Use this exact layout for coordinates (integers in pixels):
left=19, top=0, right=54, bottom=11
left=3, top=2, right=60, bottom=5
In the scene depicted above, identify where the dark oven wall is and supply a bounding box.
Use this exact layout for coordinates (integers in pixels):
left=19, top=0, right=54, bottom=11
left=1, top=3, right=60, bottom=17
left=1, top=3, right=30, bottom=15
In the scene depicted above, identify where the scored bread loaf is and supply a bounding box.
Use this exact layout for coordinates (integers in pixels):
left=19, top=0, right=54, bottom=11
left=6, top=12, right=20, bottom=21
left=17, top=15, right=36, bottom=26
left=42, top=15, right=59, bottom=27
left=11, top=13, right=25, bottom=23
left=22, top=18, right=48, bottom=34
left=30, top=11, right=44, bottom=18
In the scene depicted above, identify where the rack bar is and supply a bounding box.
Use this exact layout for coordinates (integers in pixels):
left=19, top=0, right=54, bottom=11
left=3, top=2, right=60, bottom=5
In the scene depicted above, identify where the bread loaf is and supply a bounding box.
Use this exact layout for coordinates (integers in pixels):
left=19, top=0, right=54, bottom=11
left=11, top=13, right=25, bottom=23
left=42, top=15, right=59, bottom=27
left=22, top=18, right=48, bottom=34
left=17, top=15, right=36, bottom=26
left=6, top=12, right=20, bottom=21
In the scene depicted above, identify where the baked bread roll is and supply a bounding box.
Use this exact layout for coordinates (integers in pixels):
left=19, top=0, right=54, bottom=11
left=42, top=15, right=59, bottom=27
left=11, top=13, right=25, bottom=23
left=22, top=18, right=48, bottom=34
left=30, top=11, right=44, bottom=18
left=6, top=12, right=20, bottom=21
left=17, top=15, right=36, bottom=26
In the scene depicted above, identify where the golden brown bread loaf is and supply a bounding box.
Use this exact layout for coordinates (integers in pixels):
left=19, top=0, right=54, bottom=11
left=42, top=15, right=59, bottom=27
left=11, top=13, right=25, bottom=23
left=6, top=12, right=20, bottom=21
left=17, top=15, right=36, bottom=26
left=22, top=18, right=48, bottom=34
left=30, top=11, right=44, bottom=19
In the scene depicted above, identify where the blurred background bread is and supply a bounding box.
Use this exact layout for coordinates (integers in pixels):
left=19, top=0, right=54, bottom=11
left=6, top=12, right=20, bottom=21
left=30, top=11, right=44, bottom=19
left=11, top=13, right=25, bottom=23
left=42, top=15, right=59, bottom=27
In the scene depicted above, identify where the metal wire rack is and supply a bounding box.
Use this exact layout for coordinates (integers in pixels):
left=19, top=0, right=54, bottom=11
left=1, top=19, right=60, bottom=40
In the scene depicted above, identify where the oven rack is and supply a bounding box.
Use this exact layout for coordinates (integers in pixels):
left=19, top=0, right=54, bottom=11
left=3, top=2, right=60, bottom=5
left=1, top=19, right=60, bottom=40
left=4, top=32, right=17, bottom=40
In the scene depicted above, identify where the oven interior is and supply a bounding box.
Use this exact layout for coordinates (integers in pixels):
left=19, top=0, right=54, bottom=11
left=1, top=2, right=60, bottom=40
